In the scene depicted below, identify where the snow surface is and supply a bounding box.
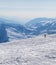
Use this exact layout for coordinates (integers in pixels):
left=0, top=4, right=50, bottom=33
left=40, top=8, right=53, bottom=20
left=0, top=34, right=56, bottom=65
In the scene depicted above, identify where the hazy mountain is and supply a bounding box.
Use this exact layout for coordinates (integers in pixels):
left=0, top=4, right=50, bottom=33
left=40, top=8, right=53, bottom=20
left=25, top=18, right=56, bottom=35
left=5, top=23, right=32, bottom=41
left=25, top=18, right=54, bottom=29
left=0, top=22, right=8, bottom=43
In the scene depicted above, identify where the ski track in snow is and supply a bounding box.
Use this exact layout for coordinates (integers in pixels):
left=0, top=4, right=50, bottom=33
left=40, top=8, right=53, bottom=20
left=0, top=34, right=56, bottom=65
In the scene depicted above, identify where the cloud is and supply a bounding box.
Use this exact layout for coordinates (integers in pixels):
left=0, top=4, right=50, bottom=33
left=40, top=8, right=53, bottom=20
left=0, top=0, right=56, bottom=20
left=0, top=10, right=56, bottom=20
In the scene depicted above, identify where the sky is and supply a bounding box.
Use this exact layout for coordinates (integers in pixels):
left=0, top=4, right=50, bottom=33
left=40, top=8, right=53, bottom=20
left=0, top=0, right=56, bottom=22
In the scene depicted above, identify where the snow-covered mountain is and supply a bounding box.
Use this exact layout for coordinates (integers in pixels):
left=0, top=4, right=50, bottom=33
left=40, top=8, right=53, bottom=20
left=0, top=18, right=56, bottom=43
left=5, top=23, right=32, bottom=41
left=25, top=18, right=56, bottom=35
left=25, top=18, right=54, bottom=29
left=0, top=34, right=56, bottom=65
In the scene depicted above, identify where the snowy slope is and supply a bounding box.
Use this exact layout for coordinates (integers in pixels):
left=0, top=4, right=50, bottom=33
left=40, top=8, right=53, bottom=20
left=0, top=34, right=56, bottom=65
left=6, top=27, right=27, bottom=41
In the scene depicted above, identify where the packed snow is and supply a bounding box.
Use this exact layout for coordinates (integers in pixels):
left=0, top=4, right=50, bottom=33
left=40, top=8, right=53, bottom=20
left=0, top=34, right=56, bottom=65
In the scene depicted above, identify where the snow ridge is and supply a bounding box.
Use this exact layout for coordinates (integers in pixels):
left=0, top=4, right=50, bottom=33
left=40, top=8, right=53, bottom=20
left=0, top=34, right=56, bottom=65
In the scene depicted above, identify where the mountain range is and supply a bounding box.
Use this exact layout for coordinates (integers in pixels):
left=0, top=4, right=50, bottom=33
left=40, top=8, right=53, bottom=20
left=0, top=17, right=56, bottom=43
